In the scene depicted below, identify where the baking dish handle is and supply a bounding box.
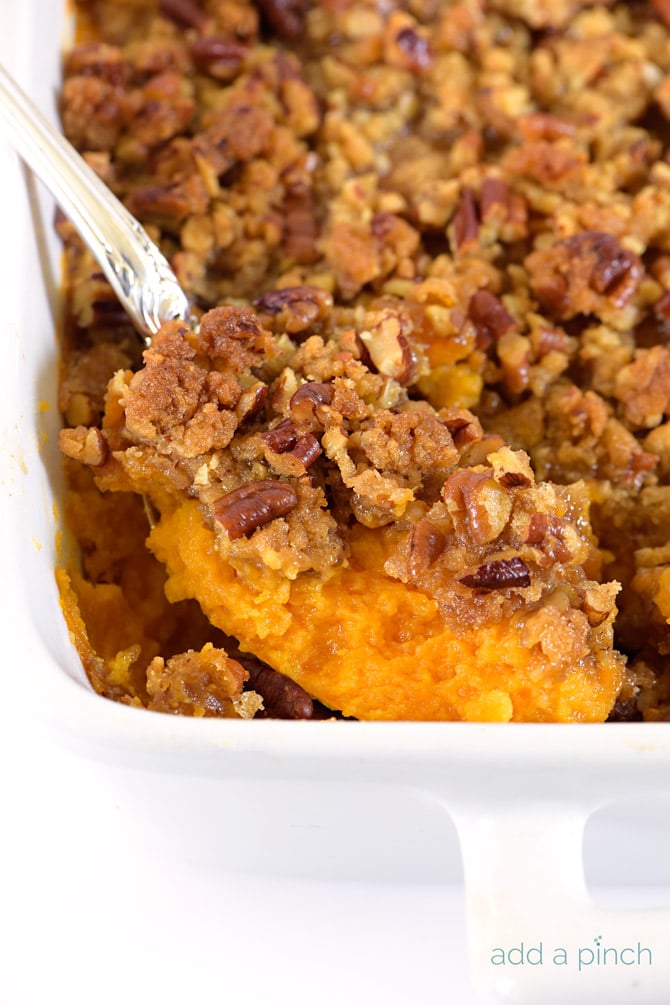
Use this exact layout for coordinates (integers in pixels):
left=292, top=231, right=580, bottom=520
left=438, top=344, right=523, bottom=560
left=449, top=800, right=670, bottom=1004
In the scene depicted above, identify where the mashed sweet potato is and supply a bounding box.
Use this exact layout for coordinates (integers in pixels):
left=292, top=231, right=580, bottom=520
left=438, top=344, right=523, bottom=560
left=149, top=498, right=621, bottom=721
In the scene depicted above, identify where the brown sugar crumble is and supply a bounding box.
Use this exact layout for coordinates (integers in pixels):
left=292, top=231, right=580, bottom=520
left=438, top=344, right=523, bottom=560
left=55, top=0, right=670, bottom=721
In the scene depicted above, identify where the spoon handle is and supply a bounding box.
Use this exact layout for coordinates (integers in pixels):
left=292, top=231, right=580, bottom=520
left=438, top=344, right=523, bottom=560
left=0, top=63, right=191, bottom=339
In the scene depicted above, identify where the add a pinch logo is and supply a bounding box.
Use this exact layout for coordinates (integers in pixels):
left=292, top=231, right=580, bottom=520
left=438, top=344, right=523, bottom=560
left=490, top=937, right=654, bottom=972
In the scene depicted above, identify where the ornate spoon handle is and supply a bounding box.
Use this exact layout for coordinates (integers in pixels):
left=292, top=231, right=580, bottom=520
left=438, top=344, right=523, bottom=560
left=0, top=62, right=191, bottom=339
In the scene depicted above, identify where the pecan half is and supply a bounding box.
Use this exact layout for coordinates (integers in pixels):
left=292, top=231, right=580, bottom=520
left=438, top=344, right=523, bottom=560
left=213, top=480, right=298, bottom=539
left=460, top=557, right=531, bottom=591
left=239, top=656, right=315, bottom=718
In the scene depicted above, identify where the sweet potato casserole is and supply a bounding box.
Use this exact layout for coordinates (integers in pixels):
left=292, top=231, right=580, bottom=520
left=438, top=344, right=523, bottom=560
left=56, top=0, right=670, bottom=721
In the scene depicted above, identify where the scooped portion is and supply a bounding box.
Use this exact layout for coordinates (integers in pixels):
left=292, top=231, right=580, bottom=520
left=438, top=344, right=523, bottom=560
left=60, top=304, right=625, bottom=720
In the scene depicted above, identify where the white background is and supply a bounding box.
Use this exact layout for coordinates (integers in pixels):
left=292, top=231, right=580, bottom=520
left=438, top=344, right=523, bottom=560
left=0, top=706, right=474, bottom=1005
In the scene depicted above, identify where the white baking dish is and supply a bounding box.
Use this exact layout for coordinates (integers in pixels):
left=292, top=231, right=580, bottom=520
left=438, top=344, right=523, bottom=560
left=2, top=4, right=670, bottom=1002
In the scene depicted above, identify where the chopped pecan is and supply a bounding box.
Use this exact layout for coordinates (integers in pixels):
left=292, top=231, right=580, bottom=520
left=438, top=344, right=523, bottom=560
left=408, top=520, right=446, bottom=576
left=146, top=646, right=246, bottom=717
left=460, top=557, right=531, bottom=591
left=236, top=382, right=268, bottom=422
left=61, top=76, right=126, bottom=150
left=239, top=656, right=315, bottom=718
left=527, top=231, right=641, bottom=321
left=192, top=94, right=274, bottom=171
left=526, top=512, right=571, bottom=560
left=289, top=381, right=334, bottom=424
left=88, top=296, right=133, bottom=330
left=359, top=314, right=413, bottom=384
left=440, top=409, right=483, bottom=449
left=614, top=345, right=670, bottom=429
left=254, top=285, right=332, bottom=333
left=504, top=140, right=585, bottom=185
left=526, top=509, right=591, bottom=566
left=282, top=185, right=320, bottom=265
left=478, top=176, right=527, bottom=240
left=64, top=43, right=126, bottom=87
left=582, top=583, right=619, bottom=627
left=607, top=697, right=643, bottom=722
left=191, top=38, right=249, bottom=79
left=198, top=306, right=275, bottom=373
left=395, top=27, right=431, bottom=70
left=213, top=480, right=299, bottom=539
left=255, top=0, right=311, bottom=39
left=370, top=213, right=395, bottom=240
left=158, top=0, right=209, bottom=30
left=382, top=11, right=432, bottom=72
left=518, top=112, right=577, bottom=141
left=654, top=290, right=670, bottom=323
left=488, top=446, right=533, bottom=488
left=126, top=177, right=209, bottom=229
left=468, top=290, right=516, bottom=350
left=587, top=237, right=640, bottom=297
left=623, top=448, right=658, bottom=488
left=479, top=177, right=509, bottom=219
left=451, top=188, right=479, bottom=250
left=442, top=469, right=513, bottom=545
left=652, top=0, right=670, bottom=29
left=59, top=426, right=109, bottom=467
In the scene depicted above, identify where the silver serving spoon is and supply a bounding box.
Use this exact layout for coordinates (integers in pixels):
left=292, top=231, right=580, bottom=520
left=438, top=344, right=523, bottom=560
left=0, top=63, right=191, bottom=340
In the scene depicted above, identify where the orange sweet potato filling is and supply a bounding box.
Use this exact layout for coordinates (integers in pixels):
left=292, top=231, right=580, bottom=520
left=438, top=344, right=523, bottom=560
left=148, top=499, right=622, bottom=722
